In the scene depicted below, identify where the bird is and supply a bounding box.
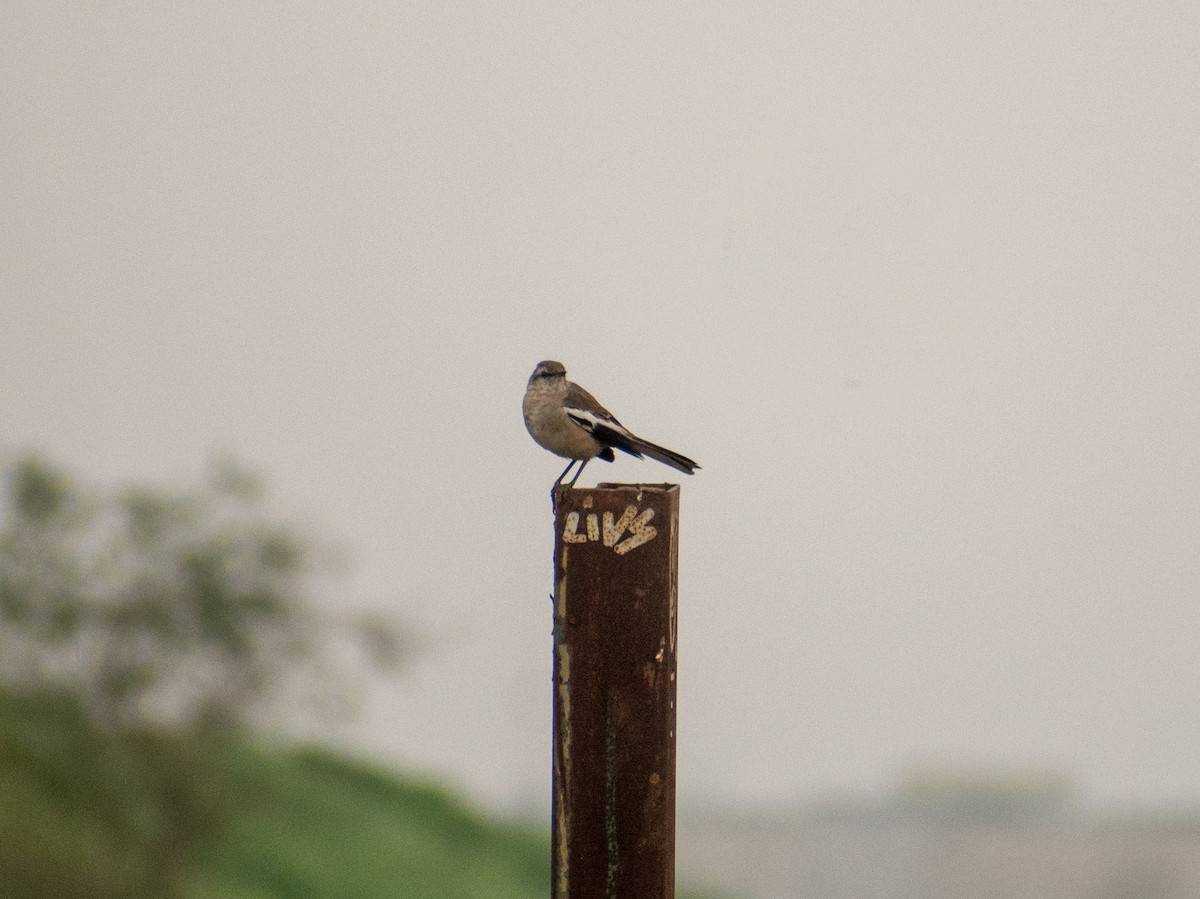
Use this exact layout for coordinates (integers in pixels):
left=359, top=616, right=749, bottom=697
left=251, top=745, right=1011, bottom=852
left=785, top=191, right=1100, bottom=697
left=523, top=360, right=700, bottom=489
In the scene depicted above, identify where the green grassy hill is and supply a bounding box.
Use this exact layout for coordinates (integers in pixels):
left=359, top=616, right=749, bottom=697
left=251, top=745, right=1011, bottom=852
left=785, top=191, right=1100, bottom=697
left=187, top=747, right=550, bottom=899
left=0, top=690, right=718, bottom=898
left=0, top=688, right=546, bottom=898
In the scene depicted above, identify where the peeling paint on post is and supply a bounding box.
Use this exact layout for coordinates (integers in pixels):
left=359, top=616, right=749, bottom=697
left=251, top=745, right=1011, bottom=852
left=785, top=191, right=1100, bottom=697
left=552, top=483, right=678, bottom=899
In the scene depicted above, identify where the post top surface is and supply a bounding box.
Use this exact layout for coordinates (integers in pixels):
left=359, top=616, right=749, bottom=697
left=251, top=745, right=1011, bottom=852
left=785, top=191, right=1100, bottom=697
left=592, top=482, right=680, bottom=493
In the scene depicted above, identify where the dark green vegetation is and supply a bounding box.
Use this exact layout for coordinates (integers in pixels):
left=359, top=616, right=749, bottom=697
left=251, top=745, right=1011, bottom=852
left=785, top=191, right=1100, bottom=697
left=0, top=686, right=550, bottom=898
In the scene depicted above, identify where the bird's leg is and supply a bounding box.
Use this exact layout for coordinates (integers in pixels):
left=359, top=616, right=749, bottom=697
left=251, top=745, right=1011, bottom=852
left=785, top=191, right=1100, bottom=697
left=551, top=460, right=578, bottom=512
left=554, top=459, right=578, bottom=487
left=566, top=458, right=589, bottom=487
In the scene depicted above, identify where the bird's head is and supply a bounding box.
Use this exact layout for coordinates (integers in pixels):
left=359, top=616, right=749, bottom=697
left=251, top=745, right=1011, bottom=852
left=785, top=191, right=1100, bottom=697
left=529, top=360, right=567, bottom=384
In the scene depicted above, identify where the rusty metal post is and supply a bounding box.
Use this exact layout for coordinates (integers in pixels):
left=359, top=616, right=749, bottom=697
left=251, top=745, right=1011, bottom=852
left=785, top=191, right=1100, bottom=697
left=551, top=482, right=679, bottom=899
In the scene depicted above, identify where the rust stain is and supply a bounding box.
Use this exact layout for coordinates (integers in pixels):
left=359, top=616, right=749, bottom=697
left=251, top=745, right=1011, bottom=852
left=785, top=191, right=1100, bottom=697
left=554, top=565, right=572, bottom=898
left=555, top=642, right=572, bottom=898
left=604, top=699, right=619, bottom=898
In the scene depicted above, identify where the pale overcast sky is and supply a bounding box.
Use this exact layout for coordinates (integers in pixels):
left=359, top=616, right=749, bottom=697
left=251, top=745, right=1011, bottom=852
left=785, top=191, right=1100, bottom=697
left=3, top=3, right=1199, bottom=814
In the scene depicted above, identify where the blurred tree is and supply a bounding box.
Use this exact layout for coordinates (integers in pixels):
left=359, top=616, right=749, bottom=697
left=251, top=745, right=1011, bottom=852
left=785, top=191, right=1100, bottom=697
left=0, top=454, right=410, bottom=897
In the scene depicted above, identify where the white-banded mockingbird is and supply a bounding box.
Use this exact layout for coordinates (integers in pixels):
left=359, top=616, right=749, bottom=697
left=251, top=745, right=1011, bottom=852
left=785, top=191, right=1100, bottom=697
left=523, top=360, right=700, bottom=489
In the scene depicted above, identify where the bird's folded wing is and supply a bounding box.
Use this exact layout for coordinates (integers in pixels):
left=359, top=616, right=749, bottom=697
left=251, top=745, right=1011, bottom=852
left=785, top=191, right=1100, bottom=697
left=563, top=382, right=616, bottom=420
left=564, top=405, right=645, bottom=458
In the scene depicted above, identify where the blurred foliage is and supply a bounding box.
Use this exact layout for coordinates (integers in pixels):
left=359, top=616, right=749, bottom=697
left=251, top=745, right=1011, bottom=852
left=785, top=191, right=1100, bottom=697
left=0, top=687, right=550, bottom=899
left=0, top=454, right=411, bottom=896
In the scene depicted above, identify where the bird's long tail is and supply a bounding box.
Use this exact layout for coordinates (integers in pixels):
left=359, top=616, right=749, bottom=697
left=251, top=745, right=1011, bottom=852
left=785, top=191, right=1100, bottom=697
left=614, top=433, right=700, bottom=475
